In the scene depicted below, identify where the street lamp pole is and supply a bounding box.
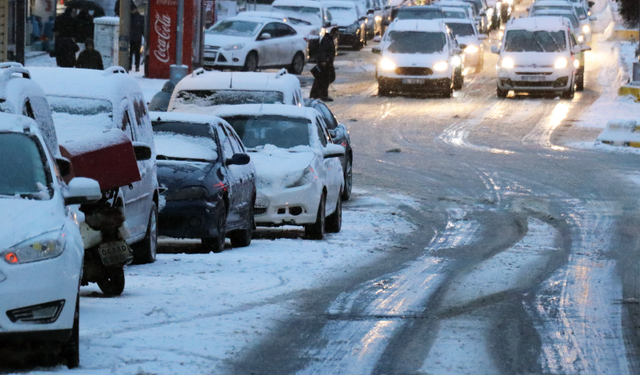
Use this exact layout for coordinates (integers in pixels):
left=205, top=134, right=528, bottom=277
left=170, top=0, right=188, bottom=84
left=118, top=0, right=131, bottom=71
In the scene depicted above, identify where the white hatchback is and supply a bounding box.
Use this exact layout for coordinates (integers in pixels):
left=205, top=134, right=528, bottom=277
left=204, top=15, right=307, bottom=74
left=374, top=19, right=462, bottom=97
left=212, top=104, right=345, bottom=240
left=0, top=114, right=101, bottom=368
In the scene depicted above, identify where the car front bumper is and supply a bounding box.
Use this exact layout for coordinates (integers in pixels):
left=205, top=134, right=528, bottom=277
left=254, top=184, right=322, bottom=227
left=497, top=67, right=573, bottom=92
left=158, top=199, right=225, bottom=238
left=203, top=49, right=247, bottom=70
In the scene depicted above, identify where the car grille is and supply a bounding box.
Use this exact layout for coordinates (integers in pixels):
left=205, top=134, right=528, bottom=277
left=515, top=72, right=553, bottom=75
left=255, top=206, right=268, bottom=216
left=395, top=67, right=433, bottom=76
left=512, top=81, right=556, bottom=87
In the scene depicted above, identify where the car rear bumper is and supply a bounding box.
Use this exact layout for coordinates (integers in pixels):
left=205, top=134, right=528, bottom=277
left=158, top=199, right=225, bottom=238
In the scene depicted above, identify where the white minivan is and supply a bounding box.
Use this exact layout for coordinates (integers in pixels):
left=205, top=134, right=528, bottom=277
left=29, top=67, right=160, bottom=264
left=491, top=17, right=590, bottom=99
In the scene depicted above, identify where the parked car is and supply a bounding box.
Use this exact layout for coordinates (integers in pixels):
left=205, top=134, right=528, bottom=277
left=168, top=69, right=304, bottom=112
left=0, top=113, right=102, bottom=369
left=305, top=99, right=353, bottom=200
left=374, top=19, right=463, bottom=97
left=395, top=5, right=445, bottom=20
left=434, top=0, right=485, bottom=31
left=151, top=111, right=255, bottom=253
left=204, top=14, right=307, bottom=73
left=235, top=10, right=320, bottom=41
left=272, top=0, right=338, bottom=61
left=323, top=1, right=367, bottom=50
left=213, top=104, right=345, bottom=240
left=29, top=66, right=160, bottom=264
left=439, top=6, right=474, bottom=20
left=445, top=19, right=487, bottom=73
left=491, top=16, right=590, bottom=98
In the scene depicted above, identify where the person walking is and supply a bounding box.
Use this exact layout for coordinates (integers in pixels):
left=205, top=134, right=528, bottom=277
left=310, top=27, right=338, bottom=102
left=53, top=7, right=79, bottom=67
left=75, top=8, right=94, bottom=44
left=76, top=39, right=104, bottom=70
left=130, top=4, right=145, bottom=72
left=148, top=81, right=176, bottom=111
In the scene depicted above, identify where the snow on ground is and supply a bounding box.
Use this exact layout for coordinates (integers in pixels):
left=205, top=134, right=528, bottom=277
left=17, top=188, right=413, bottom=374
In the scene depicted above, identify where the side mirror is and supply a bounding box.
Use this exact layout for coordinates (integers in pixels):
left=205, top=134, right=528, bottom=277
left=458, top=44, right=467, bottom=50
left=328, top=129, right=337, bottom=138
left=359, top=16, right=368, bottom=21
left=572, top=45, right=581, bottom=54
left=367, top=9, right=375, bottom=15
left=478, top=34, right=488, bottom=40
left=64, top=177, right=102, bottom=205
left=491, top=45, right=500, bottom=54
left=56, top=156, right=71, bottom=177
left=453, top=47, right=462, bottom=54
left=589, top=15, right=597, bottom=21
left=588, top=1, right=595, bottom=7
left=372, top=46, right=381, bottom=54
left=324, top=22, right=332, bottom=28
left=323, top=144, right=345, bottom=159
left=226, top=153, right=251, bottom=166
left=479, top=10, right=486, bottom=16
left=581, top=45, right=592, bottom=51
left=132, top=142, right=153, bottom=161
left=259, top=32, right=272, bottom=40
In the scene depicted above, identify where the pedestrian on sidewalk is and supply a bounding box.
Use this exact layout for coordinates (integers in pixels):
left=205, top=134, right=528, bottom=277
left=130, top=4, right=145, bottom=72
left=53, top=7, right=79, bottom=67
left=310, top=27, right=338, bottom=102
left=149, top=81, right=176, bottom=111
left=76, top=39, right=104, bottom=70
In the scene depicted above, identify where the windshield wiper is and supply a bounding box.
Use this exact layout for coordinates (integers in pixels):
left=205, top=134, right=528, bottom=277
left=157, top=155, right=212, bottom=163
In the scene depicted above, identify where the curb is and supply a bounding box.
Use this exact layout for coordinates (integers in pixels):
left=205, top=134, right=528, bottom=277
left=597, top=119, right=640, bottom=147
left=619, top=83, right=640, bottom=101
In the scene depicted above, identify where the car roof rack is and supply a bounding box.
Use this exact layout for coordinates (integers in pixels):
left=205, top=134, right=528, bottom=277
left=103, top=66, right=128, bottom=76
left=275, top=68, right=288, bottom=78
left=0, top=63, right=31, bottom=81
left=192, top=67, right=206, bottom=77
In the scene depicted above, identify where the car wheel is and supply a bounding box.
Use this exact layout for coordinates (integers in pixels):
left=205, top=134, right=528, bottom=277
left=288, top=52, right=304, bottom=75
left=229, top=199, right=253, bottom=248
left=305, top=193, right=326, bottom=240
left=132, top=202, right=158, bottom=264
left=561, top=82, right=575, bottom=99
left=453, top=67, right=463, bottom=90
left=342, top=157, right=353, bottom=201
left=244, top=52, right=258, bottom=72
left=378, top=83, right=390, bottom=97
left=326, top=194, right=342, bottom=233
left=576, top=73, right=584, bottom=91
left=497, top=87, right=508, bottom=98
left=442, top=80, right=453, bottom=98
left=97, top=267, right=125, bottom=296
left=201, top=201, right=227, bottom=253
left=60, top=293, right=80, bottom=369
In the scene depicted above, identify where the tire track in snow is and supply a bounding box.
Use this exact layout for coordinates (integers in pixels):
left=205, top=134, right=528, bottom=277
left=295, top=209, right=480, bottom=375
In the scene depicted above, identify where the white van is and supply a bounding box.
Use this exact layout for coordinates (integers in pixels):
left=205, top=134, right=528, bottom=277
left=29, top=67, right=160, bottom=264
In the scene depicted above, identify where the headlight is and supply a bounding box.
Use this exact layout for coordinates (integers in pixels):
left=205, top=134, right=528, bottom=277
left=554, top=57, right=568, bottom=69
left=573, top=59, right=580, bottom=68
left=3, top=231, right=66, bottom=264
left=346, top=23, right=359, bottom=33
left=500, top=57, right=514, bottom=69
left=224, top=43, right=245, bottom=51
left=166, top=186, right=209, bottom=201
left=451, top=56, right=462, bottom=67
left=433, top=61, right=448, bottom=71
left=582, top=24, right=590, bottom=33
left=577, top=34, right=584, bottom=43
left=465, top=45, right=479, bottom=53
left=287, top=165, right=315, bottom=188
left=379, top=58, right=396, bottom=71
left=375, top=15, right=382, bottom=22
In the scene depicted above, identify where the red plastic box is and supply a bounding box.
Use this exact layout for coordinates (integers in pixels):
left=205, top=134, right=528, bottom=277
left=59, top=129, right=141, bottom=191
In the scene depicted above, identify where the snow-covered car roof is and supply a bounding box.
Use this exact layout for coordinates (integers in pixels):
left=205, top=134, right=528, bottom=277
left=28, top=66, right=143, bottom=105
left=435, top=1, right=474, bottom=8
left=504, top=16, right=571, bottom=31
left=150, top=111, right=225, bottom=125
left=0, top=112, right=41, bottom=136
left=173, top=69, right=301, bottom=95
left=234, top=10, right=288, bottom=22
left=388, top=19, right=447, bottom=32
left=272, top=0, right=324, bottom=9
left=444, top=17, right=476, bottom=24
left=322, top=1, right=359, bottom=9
left=530, top=0, right=574, bottom=6
left=209, top=103, right=320, bottom=122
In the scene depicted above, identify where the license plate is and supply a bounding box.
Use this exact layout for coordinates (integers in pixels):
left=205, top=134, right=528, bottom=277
left=522, top=75, right=545, bottom=81
left=402, top=78, right=425, bottom=84
left=98, top=241, right=132, bottom=267
left=204, top=52, right=217, bottom=58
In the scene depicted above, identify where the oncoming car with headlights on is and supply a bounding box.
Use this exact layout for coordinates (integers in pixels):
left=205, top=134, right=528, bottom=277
left=373, top=19, right=463, bottom=97
left=445, top=19, right=488, bottom=73
left=492, top=17, right=590, bottom=99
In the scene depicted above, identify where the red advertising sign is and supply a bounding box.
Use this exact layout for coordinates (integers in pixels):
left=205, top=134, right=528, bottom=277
left=147, top=0, right=199, bottom=78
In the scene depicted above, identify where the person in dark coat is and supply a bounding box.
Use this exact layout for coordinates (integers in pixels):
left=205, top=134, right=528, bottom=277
left=76, top=39, right=104, bottom=70
left=114, top=0, right=120, bottom=16
left=130, top=4, right=145, bottom=72
left=53, top=7, right=79, bottom=67
left=310, top=27, right=338, bottom=101
left=148, top=81, right=176, bottom=111
left=75, top=8, right=94, bottom=44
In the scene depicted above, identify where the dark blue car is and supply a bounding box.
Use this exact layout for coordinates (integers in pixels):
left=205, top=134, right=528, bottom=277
left=151, top=112, right=256, bottom=253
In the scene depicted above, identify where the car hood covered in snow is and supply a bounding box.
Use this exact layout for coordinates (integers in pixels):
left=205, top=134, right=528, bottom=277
left=249, top=145, right=317, bottom=191
left=204, top=34, right=254, bottom=48
left=0, top=198, right=64, bottom=248
left=501, top=51, right=568, bottom=67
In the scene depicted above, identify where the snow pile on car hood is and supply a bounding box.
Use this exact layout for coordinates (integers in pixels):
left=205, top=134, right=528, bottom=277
left=249, top=144, right=316, bottom=191
left=0, top=199, right=62, bottom=248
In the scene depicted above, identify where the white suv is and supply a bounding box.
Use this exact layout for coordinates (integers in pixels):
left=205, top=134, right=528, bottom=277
left=168, top=68, right=304, bottom=112
left=491, top=17, right=589, bottom=99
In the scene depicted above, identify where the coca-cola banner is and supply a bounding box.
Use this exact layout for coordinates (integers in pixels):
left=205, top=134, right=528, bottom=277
left=147, top=0, right=201, bottom=79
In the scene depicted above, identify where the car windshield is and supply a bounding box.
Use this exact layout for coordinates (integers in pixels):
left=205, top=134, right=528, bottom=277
left=153, top=122, right=218, bottom=162
left=175, top=90, right=286, bottom=107
left=396, top=9, right=442, bottom=20
left=223, top=115, right=310, bottom=149
left=47, top=96, right=112, bottom=116
left=504, top=29, right=567, bottom=52
left=327, top=6, right=358, bottom=21
left=273, top=6, right=321, bottom=17
left=46, top=95, right=114, bottom=138
left=440, top=3, right=476, bottom=16
left=534, top=12, right=579, bottom=28
left=442, top=9, right=468, bottom=18
left=575, top=6, right=586, bottom=18
left=206, top=20, right=261, bottom=37
left=446, top=22, right=475, bottom=36
left=0, top=133, right=51, bottom=199
left=386, top=31, right=446, bottom=53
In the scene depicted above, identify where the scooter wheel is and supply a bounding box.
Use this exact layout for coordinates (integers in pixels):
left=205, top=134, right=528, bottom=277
left=97, top=267, right=125, bottom=296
